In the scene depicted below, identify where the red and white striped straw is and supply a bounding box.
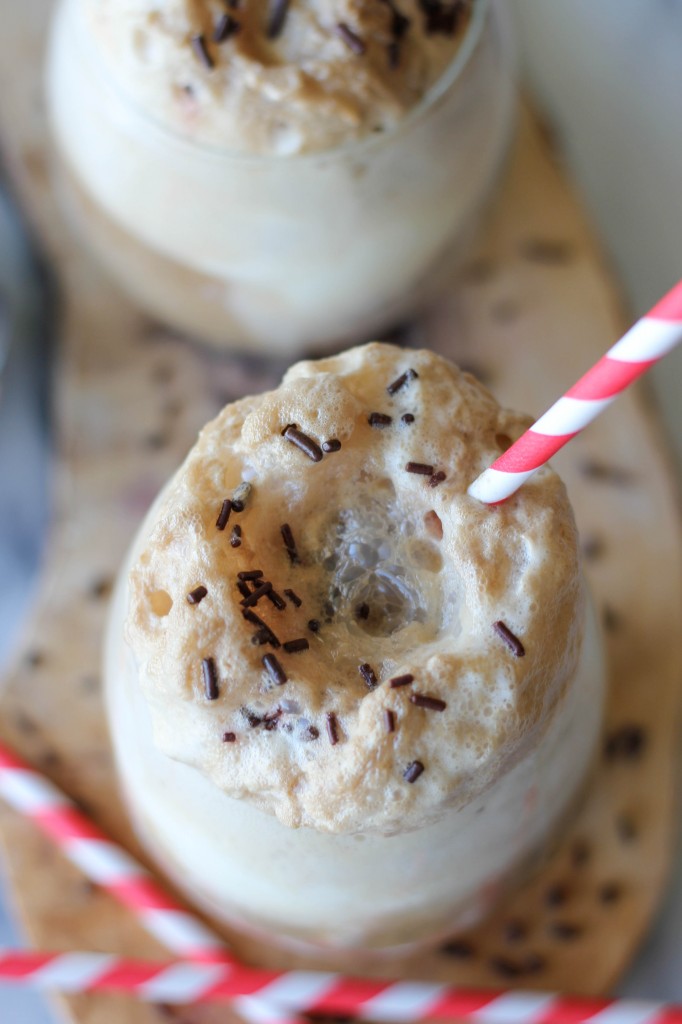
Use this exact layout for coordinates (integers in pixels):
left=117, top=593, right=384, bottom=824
left=468, top=280, right=682, bottom=504
left=0, top=739, right=298, bottom=1023
left=2, top=740, right=681, bottom=1024
left=0, top=741, right=226, bottom=963
left=1, top=949, right=682, bottom=1024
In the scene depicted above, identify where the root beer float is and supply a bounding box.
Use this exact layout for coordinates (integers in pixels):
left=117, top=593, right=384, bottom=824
left=105, top=344, right=604, bottom=954
left=47, top=0, right=514, bottom=351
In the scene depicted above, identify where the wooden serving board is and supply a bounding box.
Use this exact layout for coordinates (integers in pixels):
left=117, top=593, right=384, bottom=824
left=1, top=5, right=681, bottom=1022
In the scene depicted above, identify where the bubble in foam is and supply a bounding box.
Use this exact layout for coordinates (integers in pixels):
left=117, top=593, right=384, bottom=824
left=321, top=495, right=438, bottom=637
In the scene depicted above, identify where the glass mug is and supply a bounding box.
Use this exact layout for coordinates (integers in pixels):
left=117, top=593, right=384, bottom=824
left=47, top=0, right=515, bottom=354
left=106, top=558, right=603, bottom=955
left=103, top=338, right=605, bottom=959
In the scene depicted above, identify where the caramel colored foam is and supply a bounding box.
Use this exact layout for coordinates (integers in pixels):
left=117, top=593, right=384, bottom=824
left=126, top=343, right=584, bottom=835
left=78, top=0, right=470, bottom=154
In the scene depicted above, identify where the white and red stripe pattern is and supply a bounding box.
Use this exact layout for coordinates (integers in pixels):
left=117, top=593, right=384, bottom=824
left=468, top=280, right=682, bottom=504
left=1, top=950, right=682, bottom=1023
left=1, top=740, right=681, bottom=1024
left=0, top=741, right=299, bottom=1024
left=0, top=742, right=227, bottom=964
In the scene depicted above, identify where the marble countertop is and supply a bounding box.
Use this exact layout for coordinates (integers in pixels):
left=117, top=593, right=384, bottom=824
left=0, top=2, right=680, bottom=1018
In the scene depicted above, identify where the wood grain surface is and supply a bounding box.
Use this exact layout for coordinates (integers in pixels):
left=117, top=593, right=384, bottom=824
left=0, top=3, right=681, bottom=1022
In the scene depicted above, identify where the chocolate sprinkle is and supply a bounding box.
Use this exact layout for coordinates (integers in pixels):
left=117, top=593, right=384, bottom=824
left=283, top=638, right=310, bottom=653
left=238, top=570, right=264, bottom=581
left=599, top=882, right=623, bottom=904
left=387, top=368, right=419, bottom=395
left=266, top=0, right=290, bottom=38
left=406, top=461, right=434, bottom=476
left=356, top=602, right=370, bottom=620
left=326, top=712, right=339, bottom=745
left=580, top=459, right=634, bottom=485
left=216, top=499, right=232, bottom=530
left=191, top=33, right=214, bottom=69
left=308, top=618, right=321, bottom=632
left=549, top=921, right=583, bottom=941
left=213, top=13, right=241, bottom=42
left=390, top=6, right=411, bottom=38
left=401, top=413, right=415, bottom=424
left=263, top=653, right=287, bottom=686
left=440, top=939, right=475, bottom=959
left=230, top=525, right=242, bottom=547
left=523, top=953, right=547, bottom=974
left=571, top=839, right=591, bottom=867
left=241, top=580, right=273, bottom=607
left=489, top=956, right=524, bottom=980
left=504, top=920, right=527, bottom=943
left=322, top=439, right=342, bottom=453
left=616, top=814, right=638, bottom=842
left=243, top=609, right=280, bottom=647
left=493, top=620, right=525, bottom=657
left=266, top=589, right=287, bottom=610
left=237, top=581, right=251, bottom=600
left=335, top=22, right=366, bottom=54
left=520, top=239, right=574, bottom=265
left=187, top=585, right=208, bottom=605
left=202, top=657, right=219, bottom=700
left=390, top=673, right=414, bottom=688
left=283, top=425, right=323, bottom=462
left=545, top=882, right=570, bottom=907
left=359, top=663, right=378, bottom=690
left=410, top=693, right=446, bottom=712
left=89, top=576, right=113, bottom=600
left=604, top=724, right=646, bottom=760
left=581, top=536, right=605, bottom=561
left=222, top=732, right=236, bottom=743
left=421, top=0, right=464, bottom=36
left=429, top=471, right=447, bottom=488
left=384, top=709, right=396, bottom=733
left=284, top=588, right=302, bottom=607
left=602, top=604, right=623, bottom=633
left=281, top=523, right=300, bottom=564
left=368, top=412, right=392, bottom=427
left=403, top=759, right=424, bottom=783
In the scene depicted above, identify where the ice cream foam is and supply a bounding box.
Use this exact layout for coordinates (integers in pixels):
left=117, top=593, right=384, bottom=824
left=126, top=342, right=583, bottom=835
left=79, top=0, right=472, bottom=154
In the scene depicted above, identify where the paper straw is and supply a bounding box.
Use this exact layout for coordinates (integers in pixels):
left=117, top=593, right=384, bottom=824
left=0, top=740, right=294, bottom=1023
left=0, top=741, right=226, bottom=962
left=1, top=949, right=682, bottom=1024
left=468, top=279, right=682, bottom=504
left=2, top=741, right=680, bottom=1024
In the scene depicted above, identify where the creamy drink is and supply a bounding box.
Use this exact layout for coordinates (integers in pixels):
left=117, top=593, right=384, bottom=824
left=104, top=344, right=604, bottom=954
left=47, top=0, right=514, bottom=353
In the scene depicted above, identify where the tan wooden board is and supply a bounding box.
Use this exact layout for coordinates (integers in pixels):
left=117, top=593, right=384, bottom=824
left=0, top=4, right=681, bottom=1022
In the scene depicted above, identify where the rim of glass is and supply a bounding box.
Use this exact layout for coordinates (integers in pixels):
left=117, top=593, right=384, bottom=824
left=59, top=0, right=492, bottom=163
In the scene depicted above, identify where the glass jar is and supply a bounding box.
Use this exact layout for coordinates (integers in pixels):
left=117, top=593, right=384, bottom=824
left=47, top=0, right=515, bottom=354
left=104, top=501, right=604, bottom=958
left=103, top=339, right=607, bottom=959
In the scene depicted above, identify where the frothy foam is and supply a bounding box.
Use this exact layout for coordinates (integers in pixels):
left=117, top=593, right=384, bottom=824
left=322, top=493, right=446, bottom=639
left=125, top=343, right=584, bottom=835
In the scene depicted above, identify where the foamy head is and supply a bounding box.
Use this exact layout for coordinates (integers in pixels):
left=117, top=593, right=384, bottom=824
left=78, top=0, right=471, bottom=154
left=126, top=343, right=583, bottom=835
